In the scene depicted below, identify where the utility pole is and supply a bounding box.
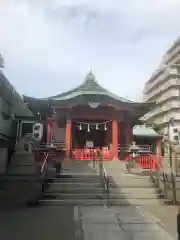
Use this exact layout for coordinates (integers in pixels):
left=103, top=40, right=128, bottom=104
left=176, top=68, right=180, bottom=113
left=166, top=119, right=177, bottom=205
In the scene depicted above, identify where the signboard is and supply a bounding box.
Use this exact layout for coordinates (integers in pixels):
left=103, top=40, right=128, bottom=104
left=86, top=141, right=94, bottom=148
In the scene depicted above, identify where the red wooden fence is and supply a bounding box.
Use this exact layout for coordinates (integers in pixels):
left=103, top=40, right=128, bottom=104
left=72, top=148, right=113, bottom=161
left=72, top=149, right=163, bottom=169
left=124, top=153, right=162, bottom=170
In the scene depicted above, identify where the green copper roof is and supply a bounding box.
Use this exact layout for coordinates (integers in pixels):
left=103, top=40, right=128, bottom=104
left=48, top=70, right=132, bottom=103
left=133, top=125, right=160, bottom=137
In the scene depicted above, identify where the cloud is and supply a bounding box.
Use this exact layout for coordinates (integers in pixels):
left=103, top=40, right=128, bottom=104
left=0, top=0, right=180, bottom=100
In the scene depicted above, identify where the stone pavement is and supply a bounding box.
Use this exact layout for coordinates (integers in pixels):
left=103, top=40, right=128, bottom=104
left=0, top=206, right=76, bottom=240
left=77, top=206, right=175, bottom=240
left=144, top=205, right=179, bottom=240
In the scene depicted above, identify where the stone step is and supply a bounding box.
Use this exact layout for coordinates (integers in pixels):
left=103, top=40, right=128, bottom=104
left=46, top=186, right=159, bottom=195
left=46, top=187, right=105, bottom=194
left=121, top=174, right=152, bottom=180
left=58, top=174, right=99, bottom=178
left=116, top=179, right=153, bottom=186
left=46, top=181, right=154, bottom=189
left=46, top=185, right=158, bottom=195
left=38, top=198, right=161, bottom=206
left=110, top=187, right=159, bottom=194
left=45, top=188, right=159, bottom=196
left=46, top=182, right=102, bottom=189
left=47, top=176, right=101, bottom=183
left=43, top=192, right=160, bottom=199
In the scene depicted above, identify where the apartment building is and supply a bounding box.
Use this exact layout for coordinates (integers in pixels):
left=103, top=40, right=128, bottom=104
left=143, top=38, right=180, bottom=134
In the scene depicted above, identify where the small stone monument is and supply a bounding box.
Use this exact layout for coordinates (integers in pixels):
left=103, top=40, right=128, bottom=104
left=125, top=141, right=140, bottom=172
left=15, top=138, right=27, bottom=152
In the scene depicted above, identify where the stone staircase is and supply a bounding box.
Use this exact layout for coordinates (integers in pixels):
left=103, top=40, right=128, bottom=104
left=104, top=161, right=162, bottom=205
left=39, top=161, right=162, bottom=206
left=39, top=174, right=105, bottom=205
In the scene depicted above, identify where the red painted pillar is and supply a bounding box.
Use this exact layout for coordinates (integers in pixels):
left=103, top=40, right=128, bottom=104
left=157, top=138, right=162, bottom=156
left=112, top=120, right=118, bottom=160
left=65, top=120, right=72, bottom=157
left=47, top=118, right=52, bottom=144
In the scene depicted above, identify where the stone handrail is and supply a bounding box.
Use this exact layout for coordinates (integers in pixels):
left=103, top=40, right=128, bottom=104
left=102, top=166, right=109, bottom=192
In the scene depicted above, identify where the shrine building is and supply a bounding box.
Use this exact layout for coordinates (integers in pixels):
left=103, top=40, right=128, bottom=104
left=22, top=70, right=156, bottom=160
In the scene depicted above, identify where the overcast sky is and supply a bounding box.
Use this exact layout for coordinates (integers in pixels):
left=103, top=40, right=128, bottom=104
left=0, top=0, right=180, bottom=101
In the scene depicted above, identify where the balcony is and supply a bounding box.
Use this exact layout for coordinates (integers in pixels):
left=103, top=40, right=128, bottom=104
left=156, top=89, right=178, bottom=103
left=145, top=78, right=180, bottom=101
left=144, top=67, right=179, bottom=95
left=144, top=100, right=180, bottom=121
left=165, top=46, right=180, bottom=65
left=0, top=120, right=13, bottom=139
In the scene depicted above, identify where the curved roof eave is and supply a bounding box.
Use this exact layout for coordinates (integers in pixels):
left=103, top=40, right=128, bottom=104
left=23, top=95, right=50, bottom=103
left=23, top=95, right=156, bottom=117
left=48, top=90, right=132, bottom=103
left=24, top=91, right=148, bottom=106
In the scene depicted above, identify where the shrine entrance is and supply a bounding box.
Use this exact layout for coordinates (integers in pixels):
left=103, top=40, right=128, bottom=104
left=72, top=120, right=110, bottom=149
